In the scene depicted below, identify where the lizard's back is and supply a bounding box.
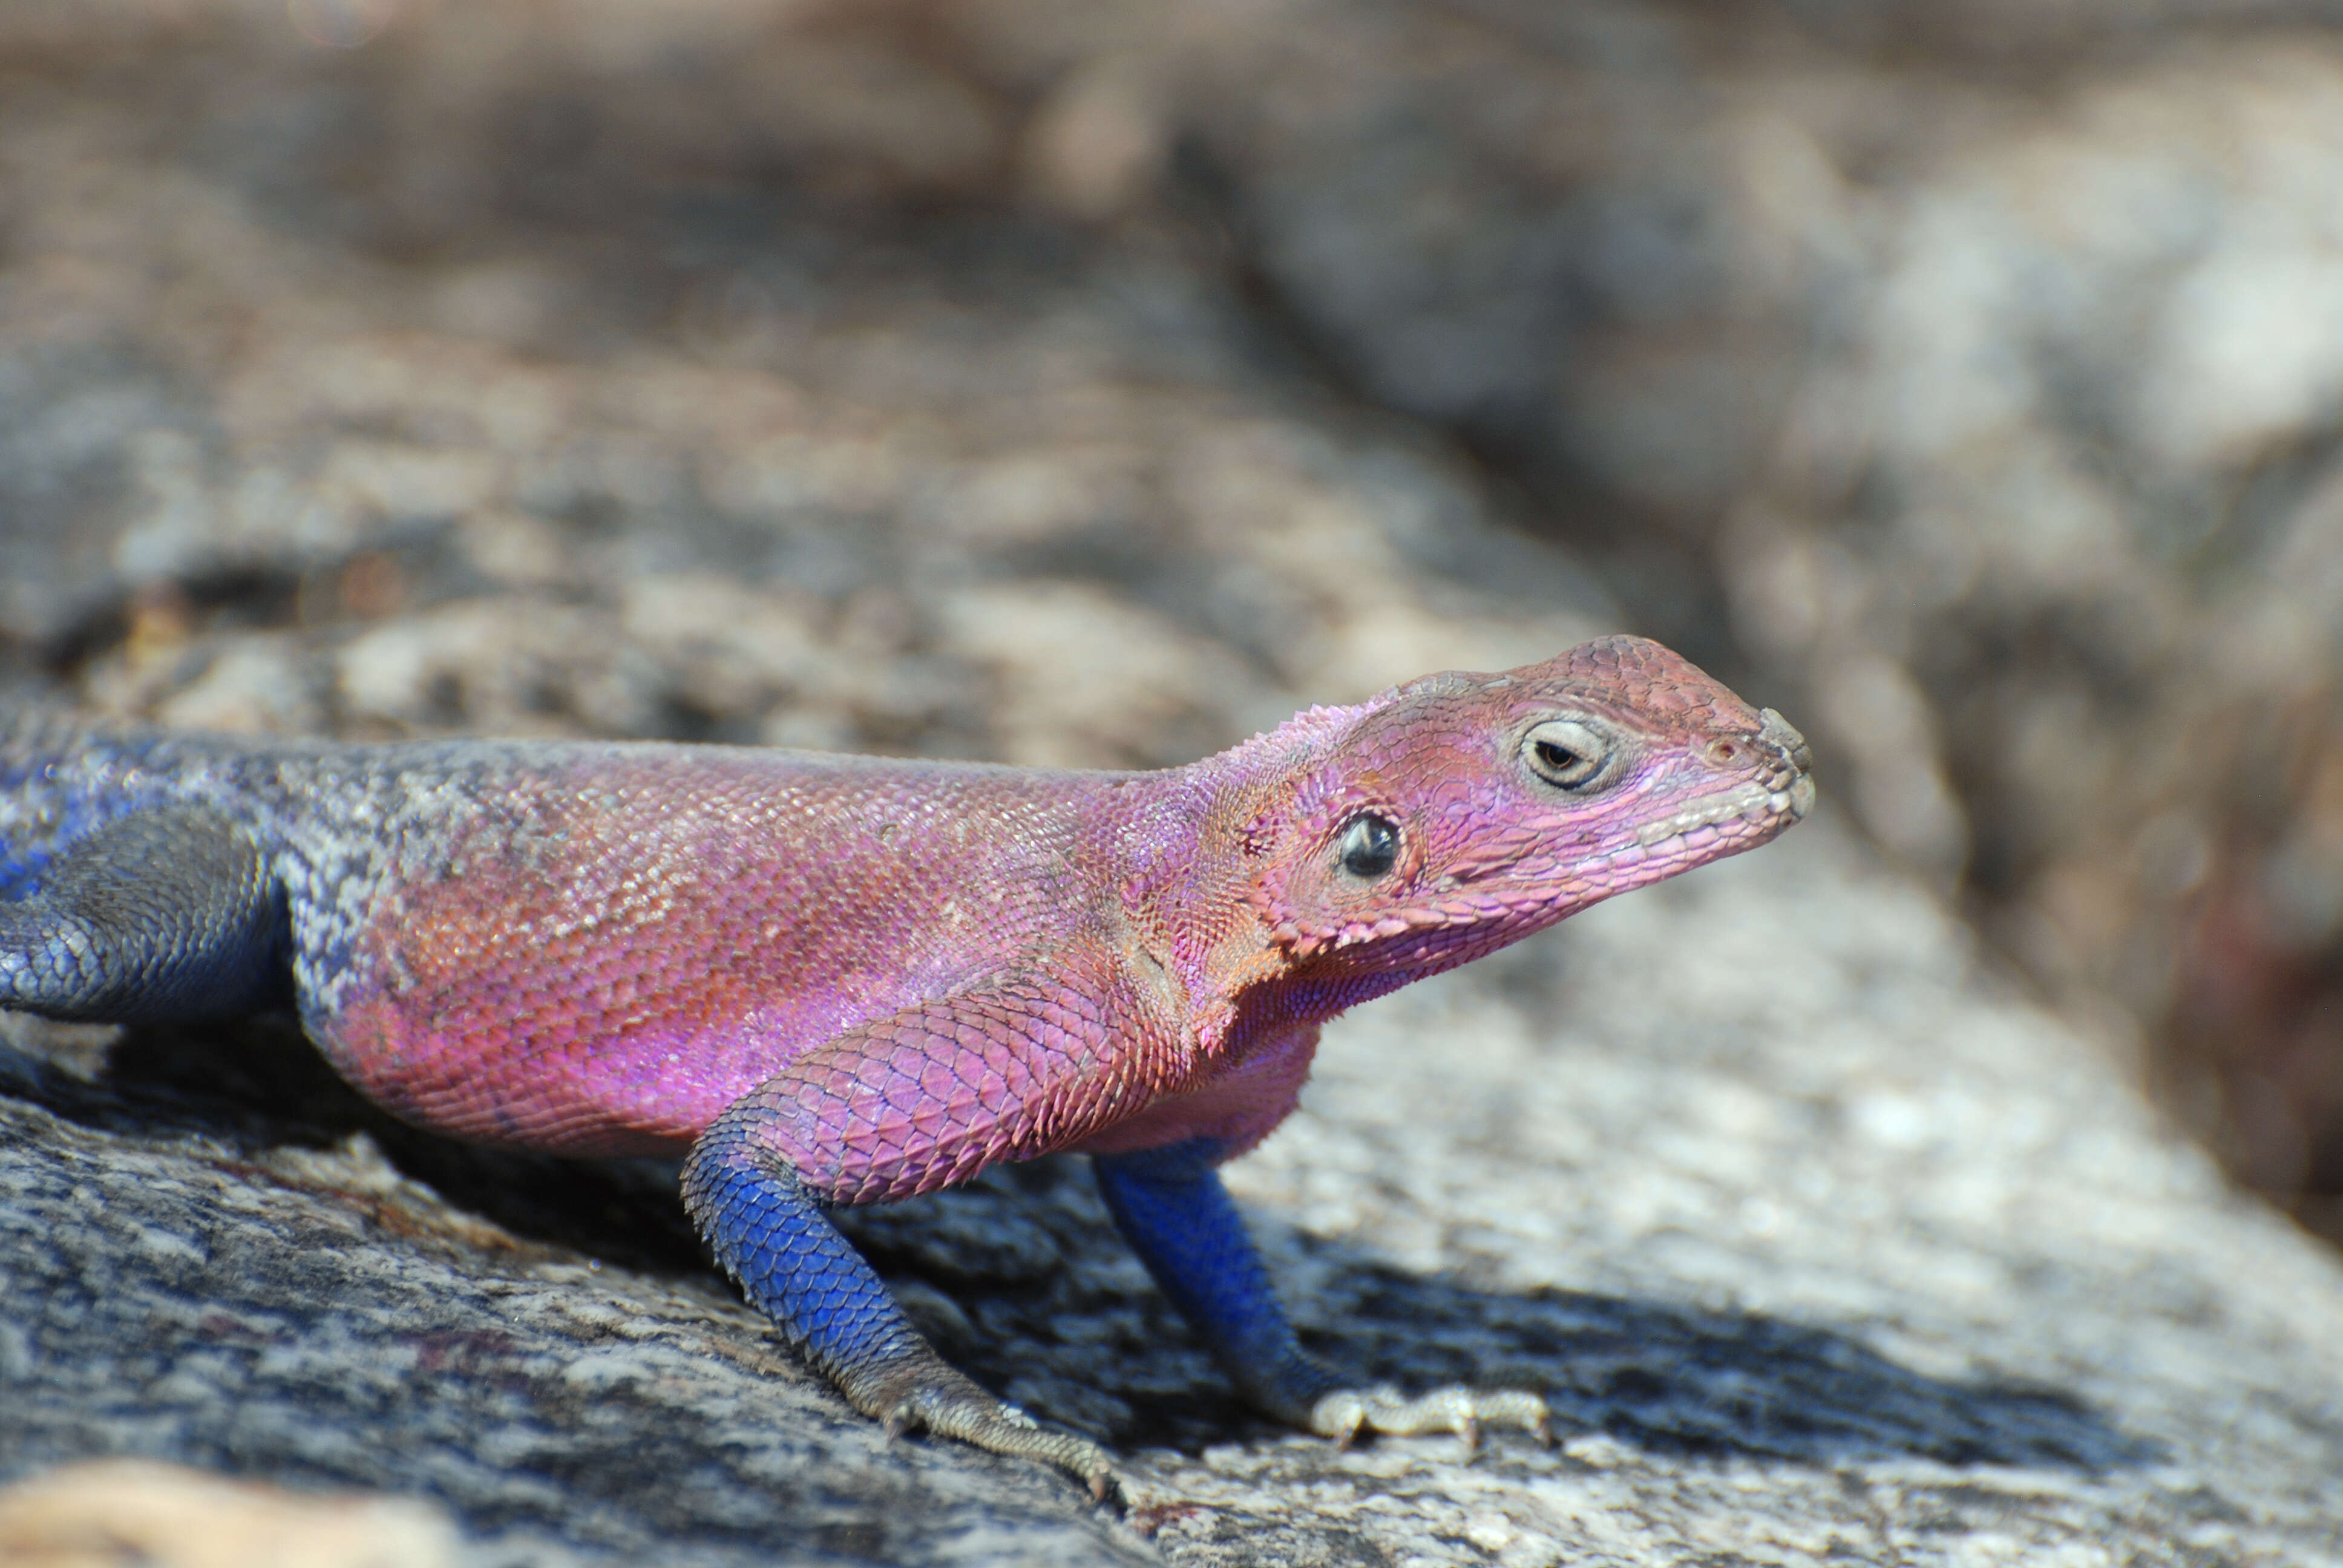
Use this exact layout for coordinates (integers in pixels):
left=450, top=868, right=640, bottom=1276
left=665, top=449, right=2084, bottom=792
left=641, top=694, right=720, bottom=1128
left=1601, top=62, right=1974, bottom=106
left=1, top=710, right=1122, bottom=1154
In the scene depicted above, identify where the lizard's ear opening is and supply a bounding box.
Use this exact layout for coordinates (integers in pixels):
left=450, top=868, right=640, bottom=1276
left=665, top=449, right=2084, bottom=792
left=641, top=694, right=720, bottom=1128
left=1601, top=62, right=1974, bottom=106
left=1520, top=718, right=1616, bottom=791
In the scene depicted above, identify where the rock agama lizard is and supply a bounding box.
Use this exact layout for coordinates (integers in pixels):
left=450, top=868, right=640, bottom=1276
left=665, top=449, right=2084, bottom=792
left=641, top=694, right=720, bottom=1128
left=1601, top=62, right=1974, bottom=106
left=0, top=634, right=1812, bottom=1495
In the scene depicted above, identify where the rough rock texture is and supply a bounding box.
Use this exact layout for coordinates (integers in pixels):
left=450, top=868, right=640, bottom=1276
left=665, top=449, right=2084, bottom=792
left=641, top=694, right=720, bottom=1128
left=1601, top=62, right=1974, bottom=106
left=6, top=828, right=2341, bottom=1564
left=4, top=1, right=2343, bottom=1563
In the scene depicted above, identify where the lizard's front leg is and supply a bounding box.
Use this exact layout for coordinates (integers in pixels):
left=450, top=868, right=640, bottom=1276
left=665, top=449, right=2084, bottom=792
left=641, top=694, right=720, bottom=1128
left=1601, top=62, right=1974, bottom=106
left=681, top=1099, right=1113, bottom=1495
left=1093, top=1138, right=1549, bottom=1449
left=679, top=962, right=1158, bottom=1498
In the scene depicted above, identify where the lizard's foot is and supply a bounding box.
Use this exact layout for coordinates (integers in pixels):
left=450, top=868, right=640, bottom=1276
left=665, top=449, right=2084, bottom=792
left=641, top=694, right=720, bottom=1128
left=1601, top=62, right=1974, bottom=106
left=871, top=1367, right=1121, bottom=1501
left=1307, top=1384, right=1550, bottom=1451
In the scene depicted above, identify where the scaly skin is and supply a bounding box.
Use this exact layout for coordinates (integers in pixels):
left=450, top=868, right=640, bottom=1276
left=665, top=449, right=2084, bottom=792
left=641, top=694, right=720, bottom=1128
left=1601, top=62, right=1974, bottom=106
left=0, top=635, right=1812, bottom=1497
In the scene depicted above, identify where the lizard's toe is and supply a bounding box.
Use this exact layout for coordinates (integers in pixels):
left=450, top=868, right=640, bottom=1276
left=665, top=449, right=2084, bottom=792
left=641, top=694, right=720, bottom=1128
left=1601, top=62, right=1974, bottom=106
left=883, top=1378, right=1119, bottom=1500
left=1306, top=1384, right=1548, bottom=1451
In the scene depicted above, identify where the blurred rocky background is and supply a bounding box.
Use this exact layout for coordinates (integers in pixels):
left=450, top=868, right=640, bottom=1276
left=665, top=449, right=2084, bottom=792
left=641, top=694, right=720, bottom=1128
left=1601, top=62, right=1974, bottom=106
left=7, top=1, right=2343, bottom=1562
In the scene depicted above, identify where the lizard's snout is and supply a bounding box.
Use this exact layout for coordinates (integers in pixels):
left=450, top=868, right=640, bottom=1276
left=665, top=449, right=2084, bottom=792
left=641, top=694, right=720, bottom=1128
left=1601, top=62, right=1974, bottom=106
left=1757, top=708, right=1816, bottom=820
left=1757, top=708, right=1810, bottom=769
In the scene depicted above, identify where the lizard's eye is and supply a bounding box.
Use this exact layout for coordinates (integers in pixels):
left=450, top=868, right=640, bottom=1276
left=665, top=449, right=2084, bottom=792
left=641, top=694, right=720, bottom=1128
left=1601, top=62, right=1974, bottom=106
left=1522, top=719, right=1611, bottom=790
left=1336, top=814, right=1401, bottom=879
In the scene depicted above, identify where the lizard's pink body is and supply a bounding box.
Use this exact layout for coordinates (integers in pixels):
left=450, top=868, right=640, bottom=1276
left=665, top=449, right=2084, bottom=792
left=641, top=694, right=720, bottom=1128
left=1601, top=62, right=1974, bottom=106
left=314, top=638, right=1807, bottom=1201
left=327, top=754, right=1127, bottom=1159
left=0, top=633, right=1813, bottom=1490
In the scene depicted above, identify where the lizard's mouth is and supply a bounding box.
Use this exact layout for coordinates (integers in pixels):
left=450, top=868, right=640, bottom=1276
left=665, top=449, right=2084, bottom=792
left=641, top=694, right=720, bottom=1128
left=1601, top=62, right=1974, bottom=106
left=1632, top=774, right=1812, bottom=848
left=1632, top=708, right=1815, bottom=850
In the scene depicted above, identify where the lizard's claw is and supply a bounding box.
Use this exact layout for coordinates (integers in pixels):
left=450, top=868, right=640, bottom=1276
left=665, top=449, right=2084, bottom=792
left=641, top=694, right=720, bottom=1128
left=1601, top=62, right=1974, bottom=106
left=880, top=1377, right=1120, bottom=1501
left=1306, top=1384, right=1549, bottom=1452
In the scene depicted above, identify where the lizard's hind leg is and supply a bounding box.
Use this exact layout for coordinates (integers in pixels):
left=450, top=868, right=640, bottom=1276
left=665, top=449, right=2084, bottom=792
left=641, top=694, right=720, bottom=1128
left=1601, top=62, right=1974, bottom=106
left=0, top=808, right=287, bottom=1024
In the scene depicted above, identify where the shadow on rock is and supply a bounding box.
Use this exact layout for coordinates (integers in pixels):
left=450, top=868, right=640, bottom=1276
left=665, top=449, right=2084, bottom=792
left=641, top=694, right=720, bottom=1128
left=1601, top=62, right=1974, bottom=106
left=0, top=1017, right=707, bottom=1277
left=1322, top=1260, right=2155, bottom=1474
left=2, top=1020, right=2157, bottom=1483
left=890, top=1161, right=2161, bottom=1477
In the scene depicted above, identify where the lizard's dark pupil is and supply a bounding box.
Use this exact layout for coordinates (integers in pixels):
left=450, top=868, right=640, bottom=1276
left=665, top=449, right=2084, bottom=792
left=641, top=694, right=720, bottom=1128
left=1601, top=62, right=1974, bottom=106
left=1338, top=814, right=1401, bottom=878
left=1536, top=740, right=1581, bottom=774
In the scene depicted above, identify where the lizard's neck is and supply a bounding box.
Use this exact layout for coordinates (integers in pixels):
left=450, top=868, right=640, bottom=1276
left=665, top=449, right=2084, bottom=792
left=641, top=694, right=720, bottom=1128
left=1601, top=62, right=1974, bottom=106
left=1096, top=696, right=1388, bottom=1062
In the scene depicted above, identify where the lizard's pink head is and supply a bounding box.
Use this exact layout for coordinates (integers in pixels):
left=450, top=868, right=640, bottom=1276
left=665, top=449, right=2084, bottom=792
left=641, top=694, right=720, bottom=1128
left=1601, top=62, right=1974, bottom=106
left=1244, top=635, right=1813, bottom=979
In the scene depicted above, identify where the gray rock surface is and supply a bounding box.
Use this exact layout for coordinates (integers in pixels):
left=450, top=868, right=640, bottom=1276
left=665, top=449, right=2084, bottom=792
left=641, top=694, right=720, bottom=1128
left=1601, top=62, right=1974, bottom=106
left=4, top=2, right=2343, bottom=1563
